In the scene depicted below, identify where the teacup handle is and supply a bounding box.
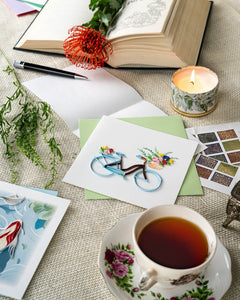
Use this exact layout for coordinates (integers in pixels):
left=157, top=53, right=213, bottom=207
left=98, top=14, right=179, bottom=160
left=138, top=269, right=157, bottom=290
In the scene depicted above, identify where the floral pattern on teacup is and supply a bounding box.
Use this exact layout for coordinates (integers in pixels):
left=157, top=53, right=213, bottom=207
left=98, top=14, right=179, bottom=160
left=171, top=273, right=200, bottom=286
left=104, top=243, right=215, bottom=300
left=105, top=243, right=146, bottom=298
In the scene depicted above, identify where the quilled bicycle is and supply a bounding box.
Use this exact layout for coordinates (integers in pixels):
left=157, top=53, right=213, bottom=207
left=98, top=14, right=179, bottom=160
left=90, top=148, right=162, bottom=192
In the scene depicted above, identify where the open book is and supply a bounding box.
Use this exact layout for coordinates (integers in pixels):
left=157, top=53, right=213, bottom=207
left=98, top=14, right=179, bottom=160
left=14, top=0, right=212, bottom=68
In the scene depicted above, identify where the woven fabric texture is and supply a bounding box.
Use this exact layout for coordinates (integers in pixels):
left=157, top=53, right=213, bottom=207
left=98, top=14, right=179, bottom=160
left=0, top=0, right=239, bottom=299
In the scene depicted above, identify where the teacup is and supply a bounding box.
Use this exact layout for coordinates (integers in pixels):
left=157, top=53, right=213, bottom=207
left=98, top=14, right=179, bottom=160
left=132, top=205, right=217, bottom=290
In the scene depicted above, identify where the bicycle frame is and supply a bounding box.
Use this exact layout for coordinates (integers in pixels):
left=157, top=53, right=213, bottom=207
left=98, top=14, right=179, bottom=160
left=90, top=151, right=162, bottom=192
left=101, top=152, right=147, bottom=179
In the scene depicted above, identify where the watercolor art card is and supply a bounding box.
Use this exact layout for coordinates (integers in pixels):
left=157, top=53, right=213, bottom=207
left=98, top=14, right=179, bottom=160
left=63, top=116, right=198, bottom=209
left=0, top=181, right=70, bottom=299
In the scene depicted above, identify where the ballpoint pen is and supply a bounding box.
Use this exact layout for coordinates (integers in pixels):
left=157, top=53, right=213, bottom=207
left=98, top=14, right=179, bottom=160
left=13, top=61, right=88, bottom=80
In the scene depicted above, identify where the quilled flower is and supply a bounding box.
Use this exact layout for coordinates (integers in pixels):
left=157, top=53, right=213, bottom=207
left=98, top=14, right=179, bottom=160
left=152, top=156, right=161, bottom=164
left=163, top=155, right=170, bottom=160
left=63, top=26, right=113, bottom=70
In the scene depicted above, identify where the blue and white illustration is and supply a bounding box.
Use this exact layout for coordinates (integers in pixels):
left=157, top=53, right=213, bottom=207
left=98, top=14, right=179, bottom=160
left=0, top=192, right=56, bottom=284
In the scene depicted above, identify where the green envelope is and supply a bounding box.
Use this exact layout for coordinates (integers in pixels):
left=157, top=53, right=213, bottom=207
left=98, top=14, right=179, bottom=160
left=79, top=116, right=203, bottom=199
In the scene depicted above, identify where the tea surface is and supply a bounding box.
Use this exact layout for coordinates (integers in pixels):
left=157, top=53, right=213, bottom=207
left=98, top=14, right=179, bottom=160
left=138, top=217, right=208, bottom=269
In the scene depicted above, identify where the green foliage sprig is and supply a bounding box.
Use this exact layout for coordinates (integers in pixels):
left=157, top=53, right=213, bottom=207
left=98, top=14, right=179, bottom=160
left=82, top=0, right=126, bottom=35
left=0, top=50, right=62, bottom=188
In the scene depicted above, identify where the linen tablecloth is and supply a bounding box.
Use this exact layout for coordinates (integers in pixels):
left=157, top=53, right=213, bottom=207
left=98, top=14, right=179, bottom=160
left=0, top=0, right=239, bottom=299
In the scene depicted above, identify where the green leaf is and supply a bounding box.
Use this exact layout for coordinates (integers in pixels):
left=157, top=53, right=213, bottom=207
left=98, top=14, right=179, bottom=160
left=82, top=0, right=126, bottom=33
left=184, top=96, right=193, bottom=109
left=100, top=12, right=112, bottom=26
left=110, top=0, right=121, bottom=10
left=200, top=104, right=208, bottom=112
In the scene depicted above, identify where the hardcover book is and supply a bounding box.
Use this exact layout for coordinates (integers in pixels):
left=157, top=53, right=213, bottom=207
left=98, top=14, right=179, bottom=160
left=14, top=0, right=212, bottom=68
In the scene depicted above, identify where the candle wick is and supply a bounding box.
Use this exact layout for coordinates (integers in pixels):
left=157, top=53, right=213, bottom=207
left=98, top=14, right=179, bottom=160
left=190, top=80, right=194, bottom=85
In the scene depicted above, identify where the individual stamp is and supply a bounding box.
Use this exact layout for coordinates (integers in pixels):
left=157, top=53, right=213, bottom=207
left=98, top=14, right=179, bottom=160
left=211, top=172, right=233, bottom=187
left=227, top=151, right=240, bottom=164
left=217, top=162, right=238, bottom=177
left=209, top=154, right=228, bottom=163
left=222, top=139, right=240, bottom=152
left=196, top=154, right=218, bottom=169
left=197, top=132, right=218, bottom=144
left=196, top=165, right=212, bottom=179
left=204, top=143, right=223, bottom=155
left=217, top=129, right=238, bottom=140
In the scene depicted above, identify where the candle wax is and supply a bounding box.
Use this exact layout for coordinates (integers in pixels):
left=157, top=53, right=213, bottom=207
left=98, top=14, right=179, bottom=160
left=173, top=67, right=218, bottom=94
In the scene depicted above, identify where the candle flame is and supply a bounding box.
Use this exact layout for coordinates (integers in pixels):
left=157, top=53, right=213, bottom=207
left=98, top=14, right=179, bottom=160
left=190, top=69, right=195, bottom=85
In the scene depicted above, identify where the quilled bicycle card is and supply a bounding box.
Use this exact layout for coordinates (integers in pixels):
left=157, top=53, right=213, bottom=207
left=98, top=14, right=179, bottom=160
left=0, top=181, right=70, bottom=299
left=187, top=122, right=240, bottom=165
left=63, top=116, right=198, bottom=209
left=79, top=116, right=203, bottom=200
left=195, top=154, right=240, bottom=195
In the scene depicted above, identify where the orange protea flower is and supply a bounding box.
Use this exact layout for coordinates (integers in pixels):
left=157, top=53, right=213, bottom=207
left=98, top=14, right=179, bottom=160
left=63, top=26, right=113, bottom=70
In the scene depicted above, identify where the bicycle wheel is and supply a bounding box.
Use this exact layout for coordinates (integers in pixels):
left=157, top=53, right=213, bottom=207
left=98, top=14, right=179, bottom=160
left=134, top=170, right=162, bottom=192
left=90, top=155, right=119, bottom=177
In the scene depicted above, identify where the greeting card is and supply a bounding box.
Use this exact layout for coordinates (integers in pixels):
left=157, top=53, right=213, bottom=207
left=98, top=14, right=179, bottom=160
left=63, top=116, right=198, bottom=208
left=79, top=116, right=203, bottom=199
left=2, top=0, right=37, bottom=16
left=0, top=181, right=70, bottom=299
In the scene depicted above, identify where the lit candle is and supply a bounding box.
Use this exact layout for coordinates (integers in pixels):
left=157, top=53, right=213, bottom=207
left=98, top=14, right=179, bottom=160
left=189, top=69, right=195, bottom=85
left=171, top=66, right=219, bottom=117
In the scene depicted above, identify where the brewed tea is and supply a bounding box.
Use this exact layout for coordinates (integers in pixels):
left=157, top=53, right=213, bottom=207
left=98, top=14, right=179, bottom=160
left=138, top=217, right=208, bottom=269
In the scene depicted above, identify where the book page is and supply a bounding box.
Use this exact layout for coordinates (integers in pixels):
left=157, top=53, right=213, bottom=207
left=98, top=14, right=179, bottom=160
left=15, top=0, right=92, bottom=47
left=108, top=0, right=176, bottom=39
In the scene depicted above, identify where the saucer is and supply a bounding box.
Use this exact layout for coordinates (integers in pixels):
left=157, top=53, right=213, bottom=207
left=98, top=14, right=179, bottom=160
left=99, top=213, right=232, bottom=300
